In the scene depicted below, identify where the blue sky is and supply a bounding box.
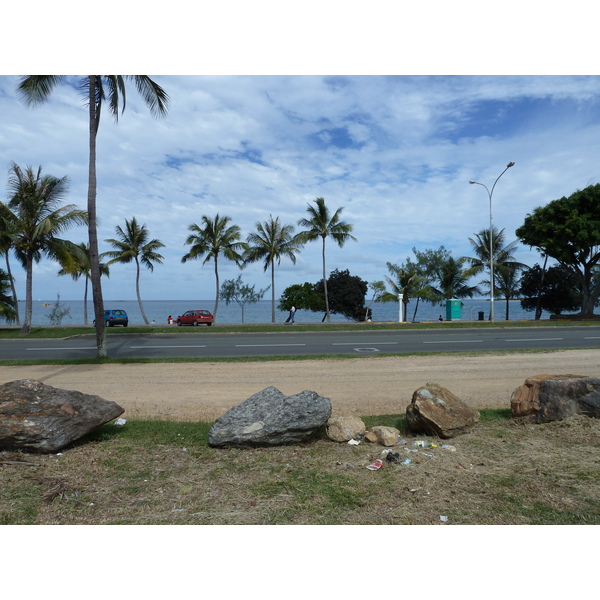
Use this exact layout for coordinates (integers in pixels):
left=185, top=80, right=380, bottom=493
left=2, top=6, right=600, bottom=304
left=2, top=74, right=600, bottom=302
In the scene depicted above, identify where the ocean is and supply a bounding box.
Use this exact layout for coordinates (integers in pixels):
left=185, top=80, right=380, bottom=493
left=11, top=298, right=551, bottom=326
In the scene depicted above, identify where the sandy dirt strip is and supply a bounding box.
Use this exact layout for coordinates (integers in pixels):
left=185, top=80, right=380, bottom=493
left=1, top=349, right=598, bottom=421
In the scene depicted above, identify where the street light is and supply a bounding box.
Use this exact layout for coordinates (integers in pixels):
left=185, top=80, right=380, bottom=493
left=469, top=161, right=515, bottom=322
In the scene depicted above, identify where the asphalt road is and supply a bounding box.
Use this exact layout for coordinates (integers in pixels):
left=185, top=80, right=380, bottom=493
left=2, top=325, right=600, bottom=360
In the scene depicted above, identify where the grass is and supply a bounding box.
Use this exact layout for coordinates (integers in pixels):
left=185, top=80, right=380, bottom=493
left=1, top=410, right=598, bottom=525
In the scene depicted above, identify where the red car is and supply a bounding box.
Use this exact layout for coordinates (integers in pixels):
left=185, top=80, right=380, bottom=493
left=176, top=309, right=214, bottom=326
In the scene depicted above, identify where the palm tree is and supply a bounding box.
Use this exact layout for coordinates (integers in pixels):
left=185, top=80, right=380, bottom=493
left=0, top=215, right=20, bottom=324
left=0, top=162, right=88, bottom=334
left=429, top=256, right=479, bottom=301
left=182, top=214, right=245, bottom=321
left=244, top=215, right=303, bottom=322
left=296, top=197, right=357, bottom=322
left=17, top=76, right=169, bottom=356
left=0, top=267, right=16, bottom=323
left=493, top=264, right=524, bottom=320
left=58, top=242, right=109, bottom=325
left=464, top=226, right=526, bottom=318
left=378, top=261, right=427, bottom=322
left=103, top=217, right=164, bottom=324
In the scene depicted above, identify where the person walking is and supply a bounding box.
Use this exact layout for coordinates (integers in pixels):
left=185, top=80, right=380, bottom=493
left=290, top=305, right=296, bottom=323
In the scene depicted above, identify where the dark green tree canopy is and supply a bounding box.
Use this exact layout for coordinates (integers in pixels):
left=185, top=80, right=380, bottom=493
left=516, top=184, right=600, bottom=315
left=315, top=268, right=368, bottom=321
left=519, top=263, right=582, bottom=315
left=278, top=282, right=325, bottom=313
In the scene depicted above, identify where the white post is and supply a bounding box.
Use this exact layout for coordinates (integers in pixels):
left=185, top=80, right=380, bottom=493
left=398, top=293, right=404, bottom=323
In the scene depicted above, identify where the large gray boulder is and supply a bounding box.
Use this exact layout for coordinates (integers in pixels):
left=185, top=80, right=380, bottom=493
left=208, top=386, right=332, bottom=447
left=0, top=379, right=124, bottom=453
left=406, top=382, right=480, bottom=439
left=511, top=374, right=600, bottom=423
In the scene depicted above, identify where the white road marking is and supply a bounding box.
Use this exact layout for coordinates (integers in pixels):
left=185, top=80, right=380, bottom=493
left=333, top=341, right=398, bottom=345
left=235, top=343, right=306, bottom=347
left=130, top=345, right=206, bottom=348
left=422, top=340, right=483, bottom=344
left=504, top=338, right=563, bottom=342
left=27, top=347, right=96, bottom=351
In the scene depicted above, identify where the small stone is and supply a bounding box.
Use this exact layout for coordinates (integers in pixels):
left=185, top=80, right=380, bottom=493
left=326, top=416, right=367, bottom=442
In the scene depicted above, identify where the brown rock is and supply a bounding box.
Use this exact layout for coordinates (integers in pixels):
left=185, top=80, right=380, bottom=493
left=510, top=374, right=600, bottom=423
left=326, top=416, right=367, bottom=442
left=406, top=382, right=480, bottom=439
left=364, top=425, right=399, bottom=446
left=0, top=379, right=124, bottom=453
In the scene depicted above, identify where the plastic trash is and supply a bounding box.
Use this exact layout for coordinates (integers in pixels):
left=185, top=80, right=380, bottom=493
left=114, top=418, right=127, bottom=426
left=366, top=459, right=384, bottom=471
left=441, top=444, right=456, bottom=452
left=347, top=439, right=360, bottom=445
left=412, top=440, right=438, bottom=448
left=402, top=459, right=412, bottom=465
left=440, top=515, right=448, bottom=523
left=385, top=452, right=401, bottom=463
left=381, top=449, right=392, bottom=455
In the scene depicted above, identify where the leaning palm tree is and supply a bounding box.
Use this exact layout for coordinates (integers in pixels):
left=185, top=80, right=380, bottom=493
left=17, top=76, right=169, bottom=356
left=182, top=214, right=245, bottom=321
left=58, top=242, right=109, bottom=325
left=296, top=197, right=357, bottom=322
left=244, top=215, right=303, bottom=323
left=0, top=162, right=88, bottom=334
left=103, top=217, right=164, bottom=325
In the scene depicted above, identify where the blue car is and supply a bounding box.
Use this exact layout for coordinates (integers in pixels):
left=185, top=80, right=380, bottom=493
left=95, top=309, right=129, bottom=327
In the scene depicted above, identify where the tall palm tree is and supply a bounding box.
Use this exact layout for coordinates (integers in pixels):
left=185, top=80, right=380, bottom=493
left=0, top=162, right=88, bottom=334
left=244, top=215, right=303, bottom=323
left=493, top=264, right=523, bottom=320
left=0, top=216, right=20, bottom=324
left=17, top=75, right=169, bottom=356
left=103, top=217, right=164, bottom=325
left=182, top=214, right=245, bottom=321
left=296, top=197, right=356, bottom=322
left=58, top=242, right=109, bottom=325
left=0, top=267, right=17, bottom=323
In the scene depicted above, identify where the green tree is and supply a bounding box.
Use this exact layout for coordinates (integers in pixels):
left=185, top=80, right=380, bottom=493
left=278, top=282, right=324, bottom=314
left=244, top=215, right=302, bottom=323
left=464, top=226, right=526, bottom=318
left=0, top=162, right=87, bottom=334
left=516, top=184, right=600, bottom=317
left=0, top=267, right=16, bottom=323
left=220, top=274, right=270, bottom=323
left=315, top=268, right=368, bottom=321
left=365, top=280, right=386, bottom=321
left=58, top=242, right=109, bottom=325
left=428, top=255, right=479, bottom=302
left=182, top=214, right=245, bottom=322
left=0, top=215, right=20, bottom=324
left=46, top=293, right=71, bottom=325
left=18, top=75, right=169, bottom=356
left=103, top=217, right=164, bottom=325
left=296, top=197, right=356, bottom=322
left=519, top=263, right=582, bottom=316
left=378, top=260, right=427, bottom=322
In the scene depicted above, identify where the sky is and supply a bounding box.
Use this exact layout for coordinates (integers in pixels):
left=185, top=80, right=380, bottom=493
left=2, top=4, right=600, bottom=308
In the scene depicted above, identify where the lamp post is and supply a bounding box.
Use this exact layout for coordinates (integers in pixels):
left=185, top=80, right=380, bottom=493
left=469, top=161, right=515, bottom=322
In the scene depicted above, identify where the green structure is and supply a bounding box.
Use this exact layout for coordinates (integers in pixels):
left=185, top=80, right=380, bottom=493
left=445, top=299, right=462, bottom=321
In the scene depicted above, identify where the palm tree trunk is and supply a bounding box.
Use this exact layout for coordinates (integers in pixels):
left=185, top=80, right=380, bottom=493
left=271, top=261, right=276, bottom=323
left=20, top=254, right=33, bottom=335
left=213, top=255, right=220, bottom=321
left=322, top=236, right=330, bottom=322
left=135, top=259, right=149, bottom=324
left=88, top=76, right=107, bottom=357
left=5, top=253, right=19, bottom=325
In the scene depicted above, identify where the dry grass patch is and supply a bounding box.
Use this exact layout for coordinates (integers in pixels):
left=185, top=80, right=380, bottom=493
left=1, top=411, right=598, bottom=525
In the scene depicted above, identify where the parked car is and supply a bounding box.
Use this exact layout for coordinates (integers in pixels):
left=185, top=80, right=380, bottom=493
left=94, top=309, right=129, bottom=327
left=176, top=309, right=214, bottom=326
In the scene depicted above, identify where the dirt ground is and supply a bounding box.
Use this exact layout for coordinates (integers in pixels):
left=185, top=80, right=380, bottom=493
left=2, top=349, right=598, bottom=421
